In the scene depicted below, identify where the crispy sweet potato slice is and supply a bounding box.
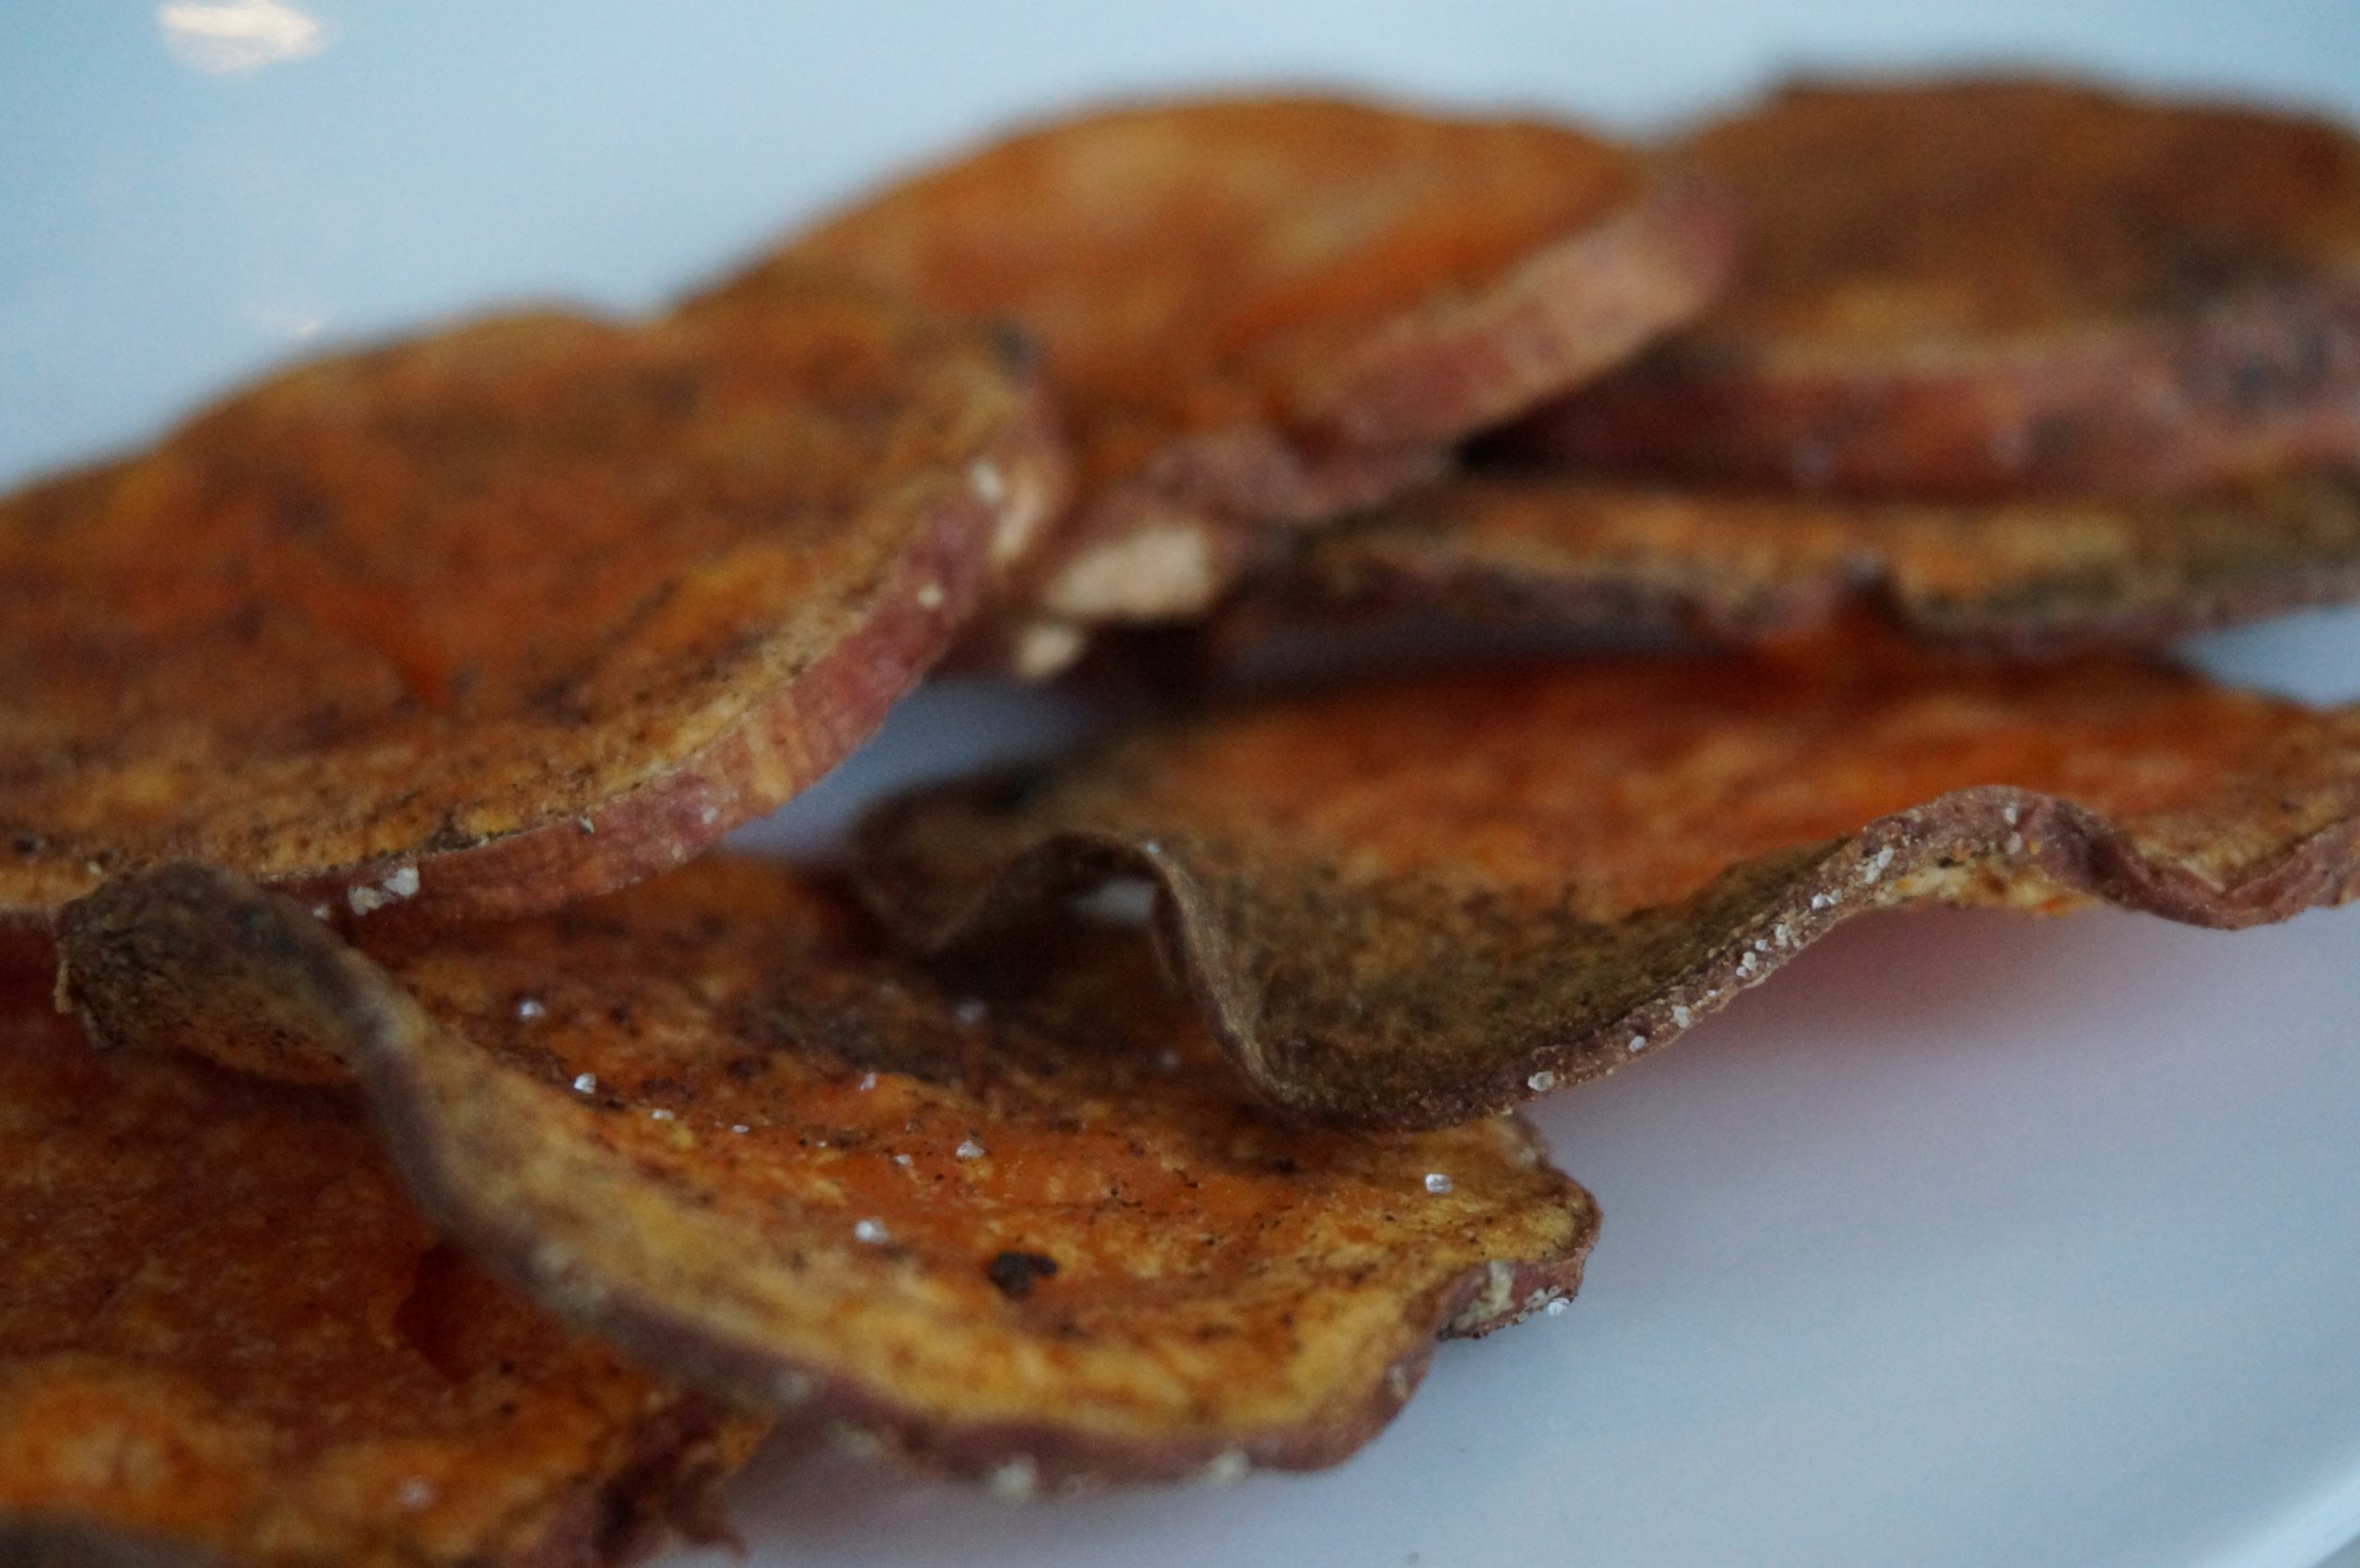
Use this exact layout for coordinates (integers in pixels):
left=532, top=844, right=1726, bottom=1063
left=0, top=272, right=1066, bottom=948
left=1518, top=77, right=2360, bottom=496
left=854, top=637, right=2360, bottom=1127
left=0, top=978, right=760, bottom=1568
left=57, top=860, right=1597, bottom=1491
left=1219, top=467, right=2360, bottom=657
left=690, top=96, right=1730, bottom=651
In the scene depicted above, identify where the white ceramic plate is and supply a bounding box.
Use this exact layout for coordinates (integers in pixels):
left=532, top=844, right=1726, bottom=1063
left=8, top=6, right=2358, bottom=1564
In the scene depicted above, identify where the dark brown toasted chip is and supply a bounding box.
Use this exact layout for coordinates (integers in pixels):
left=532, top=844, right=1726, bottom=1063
left=0, top=976, right=760, bottom=1568
left=690, top=96, right=1730, bottom=654
left=1219, top=467, right=2360, bottom=657
left=0, top=271, right=1066, bottom=949
left=57, top=860, right=1597, bottom=1491
left=1516, top=77, right=2360, bottom=496
left=854, top=636, right=2360, bottom=1127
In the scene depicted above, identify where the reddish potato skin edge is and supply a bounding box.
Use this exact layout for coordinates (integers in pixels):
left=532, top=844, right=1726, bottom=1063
left=1300, top=178, right=1740, bottom=448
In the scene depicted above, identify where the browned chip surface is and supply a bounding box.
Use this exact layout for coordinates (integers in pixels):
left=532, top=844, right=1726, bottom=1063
left=691, top=96, right=1729, bottom=638
left=0, top=272, right=1065, bottom=947
left=1223, top=467, right=2360, bottom=656
left=57, top=860, right=1598, bottom=1490
left=855, top=636, right=2360, bottom=1127
left=1520, top=77, right=2360, bottom=495
left=0, top=978, right=758, bottom=1568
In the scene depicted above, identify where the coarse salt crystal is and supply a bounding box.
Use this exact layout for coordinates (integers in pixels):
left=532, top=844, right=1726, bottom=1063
left=986, top=1456, right=1037, bottom=1501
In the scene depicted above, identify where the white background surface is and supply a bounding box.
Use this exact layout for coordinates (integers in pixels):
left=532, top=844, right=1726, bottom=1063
left=7, top=6, right=2360, bottom=1566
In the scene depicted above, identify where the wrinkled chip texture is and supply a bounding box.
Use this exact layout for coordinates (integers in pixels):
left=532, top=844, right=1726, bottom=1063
left=1224, top=468, right=2360, bottom=656
left=0, top=980, right=756, bottom=1568
left=0, top=273, right=1063, bottom=938
left=856, top=639, right=2360, bottom=1126
left=1523, top=77, right=2360, bottom=495
left=694, top=95, right=1729, bottom=634
left=58, top=861, right=1596, bottom=1490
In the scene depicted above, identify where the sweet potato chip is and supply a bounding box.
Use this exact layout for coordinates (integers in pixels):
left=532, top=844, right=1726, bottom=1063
left=0, top=271, right=1066, bottom=949
left=1518, top=77, right=2360, bottom=496
left=690, top=95, right=1730, bottom=645
left=1221, top=467, right=2360, bottom=656
left=854, top=637, right=2360, bottom=1127
left=0, top=977, right=759, bottom=1568
left=57, top=860, right=1597, bottom=1490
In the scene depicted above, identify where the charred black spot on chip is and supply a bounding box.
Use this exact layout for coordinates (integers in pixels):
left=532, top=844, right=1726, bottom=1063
left=985, top=1251, right=1061, bottom=1300
left=984, top=316, right=1042, bottom=372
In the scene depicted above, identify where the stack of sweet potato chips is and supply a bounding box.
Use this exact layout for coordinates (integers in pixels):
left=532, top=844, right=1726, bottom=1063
left=5, top=74, right=2359, bottom=1566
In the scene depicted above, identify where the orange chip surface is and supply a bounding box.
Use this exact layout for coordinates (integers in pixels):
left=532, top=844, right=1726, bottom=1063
left=0, top=273, right=1065, bottom=949
left=58, top=860, right=1597, bottom=1491
left=691, top=95, right=1729, bottom=644
left=1519, top=77, right=2360, bottom=496
left=0, top=980, right=758, bottom=1568
left=856, top=637, right=2360, bottom=1126
left=1224, top=467, right=2360, bottom=656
